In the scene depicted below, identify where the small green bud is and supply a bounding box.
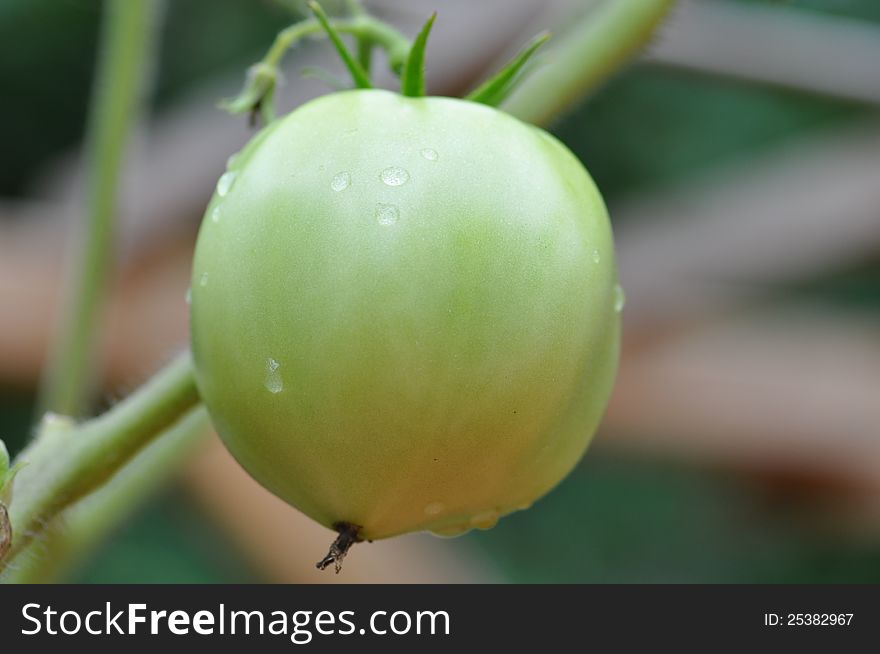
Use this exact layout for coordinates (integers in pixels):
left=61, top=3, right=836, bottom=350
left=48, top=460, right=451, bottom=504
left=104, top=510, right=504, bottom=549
left=219, top=63, right=279, bottom=122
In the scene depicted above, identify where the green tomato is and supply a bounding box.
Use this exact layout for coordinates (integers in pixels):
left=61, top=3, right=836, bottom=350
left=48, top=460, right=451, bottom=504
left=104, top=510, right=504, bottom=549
left=190, top=89, right=620, bottom=542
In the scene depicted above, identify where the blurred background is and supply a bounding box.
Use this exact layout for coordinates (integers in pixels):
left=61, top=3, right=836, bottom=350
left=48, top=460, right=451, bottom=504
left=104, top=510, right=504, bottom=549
left=1, top=0, right=879, bottom=582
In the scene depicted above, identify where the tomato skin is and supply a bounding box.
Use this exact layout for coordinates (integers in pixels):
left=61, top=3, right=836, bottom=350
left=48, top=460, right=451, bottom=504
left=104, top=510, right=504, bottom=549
left=191, top=89, right=619, bottom=540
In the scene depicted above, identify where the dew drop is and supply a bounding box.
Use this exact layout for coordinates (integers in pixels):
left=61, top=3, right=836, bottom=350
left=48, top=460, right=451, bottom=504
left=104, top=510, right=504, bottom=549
left=216, top=171, right=237, bottom=197
left=199, top=272, right=209, bottom=287
left=420, top=148, right=439, bottom=161
left=424, top=501, right=445, bottom=517
left=264, top=357, right=283, bottom=394
left=470, top=510, right=499, bottom=530
left=375, top=203, right=400, bottom=226
left=211, top=206, right=221, bottom=223
left=330, top=171, right=351, bottom=192
left=430, top=524, right=471, bottom=538
left=592, top=248, right=601, bottom=264
left=614, top=284, right=626, bottom=313
left=380, top=166, right=410, bottom=186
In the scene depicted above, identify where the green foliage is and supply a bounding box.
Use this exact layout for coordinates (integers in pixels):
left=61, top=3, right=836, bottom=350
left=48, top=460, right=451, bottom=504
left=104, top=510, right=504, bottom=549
left=554, top=67, right=866, bottom=203
left=733, top=0, right=880, bottom=23
left=470, top=455, right=880, bottom=583
left=71, top=488, right=258, bottom=583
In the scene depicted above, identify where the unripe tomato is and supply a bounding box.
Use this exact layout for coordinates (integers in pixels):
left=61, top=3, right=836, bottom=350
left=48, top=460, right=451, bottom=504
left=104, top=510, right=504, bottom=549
left=190, top=89, right=620, bottom=543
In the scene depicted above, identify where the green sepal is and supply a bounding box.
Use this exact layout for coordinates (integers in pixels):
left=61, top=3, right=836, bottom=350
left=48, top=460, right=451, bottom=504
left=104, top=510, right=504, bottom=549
left=308, top=1, right=372, bottom=89
left=401, top=13, right=436, bottom=97
left=465, top=32, right=550, bottom=107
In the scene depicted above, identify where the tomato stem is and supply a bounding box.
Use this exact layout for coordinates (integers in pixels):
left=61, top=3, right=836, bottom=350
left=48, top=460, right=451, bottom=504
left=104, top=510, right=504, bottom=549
left=224, top=8, right=412, bottom=123
left=357, top=39, right=373, bottom=75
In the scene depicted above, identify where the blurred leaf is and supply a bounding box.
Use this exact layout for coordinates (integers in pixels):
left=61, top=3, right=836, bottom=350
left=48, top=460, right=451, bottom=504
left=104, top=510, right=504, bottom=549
left=469, top=454, right=880, bottom=583
left=554, top=66, right=867, bottom=204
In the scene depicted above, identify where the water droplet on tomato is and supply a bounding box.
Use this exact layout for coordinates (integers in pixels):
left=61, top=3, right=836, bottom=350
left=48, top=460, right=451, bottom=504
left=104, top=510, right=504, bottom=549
left=216, top=171, right=237, bottom=197
left=614, top=284, right=626, bottom=313
left=430, top=524, right=470, bottom=538
left=331, top=171, right=351, bottom=192
left=420, top=148, right=438, bottom=161
left=211, top=206, right=221, bottom=223
left=264, top=357, right=283, bottom=394
left=375, top=203, right=400, bottom=226
left=199, top=272, right=209, bottom=287
left=380, top=166, right=409, bottom=186
left=592, top=248, right=601, bottom=264
left=470, top=510, right=499, bottom=530
left=424, top=501, right=445, bottom=516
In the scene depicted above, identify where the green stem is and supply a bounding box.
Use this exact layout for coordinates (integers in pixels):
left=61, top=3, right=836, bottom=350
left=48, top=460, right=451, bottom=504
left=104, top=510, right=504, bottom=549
left=0, top=353, right=199, bottom=572
left=39, top=0, right=165, bottom=417
left=266, top=15, right=409, bottom=72
left=1, top=407, right=210, bottom=583
left=502, top=0, right=675, bottom=126
left=226, top=12, right=411, bottom=119
left=357, top=39, right=373, bottom=75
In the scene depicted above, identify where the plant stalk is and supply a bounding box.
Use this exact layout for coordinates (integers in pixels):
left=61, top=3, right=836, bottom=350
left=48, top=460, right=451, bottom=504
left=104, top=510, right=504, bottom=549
left=502, top=0, right=675, bottom=126
left=1, top=406, right=210, bottom=583
left=1, top=352, right=199, bottom=572
left=39, top=0, right=165, bottom=417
